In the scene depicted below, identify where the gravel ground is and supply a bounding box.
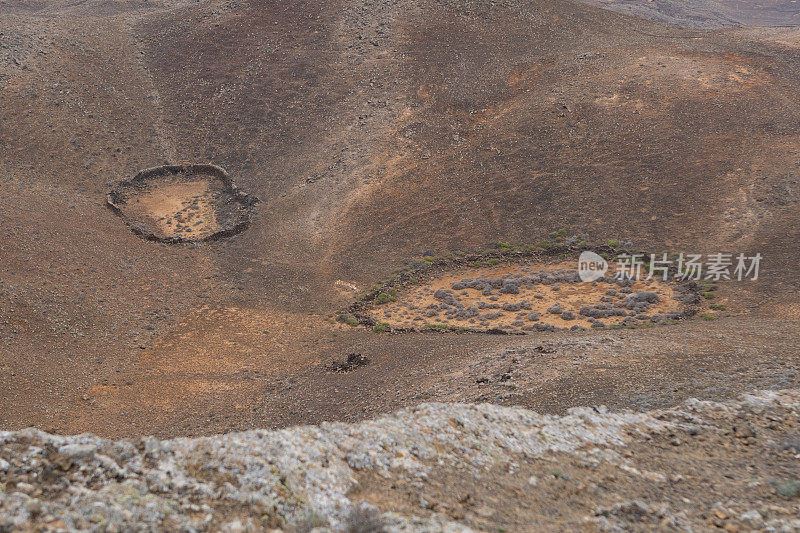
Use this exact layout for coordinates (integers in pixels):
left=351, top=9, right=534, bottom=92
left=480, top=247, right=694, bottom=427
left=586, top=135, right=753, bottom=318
left=1, top=389, right=799, bottom=531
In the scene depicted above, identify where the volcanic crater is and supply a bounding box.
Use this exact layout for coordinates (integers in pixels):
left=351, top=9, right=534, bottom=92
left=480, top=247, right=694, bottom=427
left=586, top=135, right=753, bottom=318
left=107, top=164, right=257, bottom=243
left=361, top=261, right=701, bottom=334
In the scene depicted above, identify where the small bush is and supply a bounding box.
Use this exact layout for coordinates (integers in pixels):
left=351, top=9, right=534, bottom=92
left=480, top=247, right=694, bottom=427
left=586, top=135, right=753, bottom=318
left=292, top=510, right=329, bottom=533
left=375, top=292, right=396, bottom=304
left=373, top=322, right=390, bottom=333
left=773, top=479, right=800, bottom=499
left=709, top=304, right=726, bottom=311
left=343, top=505, right=388, bottom=533
left=337, top=314, right=360, bottom=327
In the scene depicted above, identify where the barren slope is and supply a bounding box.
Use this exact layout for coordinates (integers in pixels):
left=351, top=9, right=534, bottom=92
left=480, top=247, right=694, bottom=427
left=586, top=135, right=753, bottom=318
left=0, top=0, right=799, bottom=437
left=1, top=390, right=799, bottom=531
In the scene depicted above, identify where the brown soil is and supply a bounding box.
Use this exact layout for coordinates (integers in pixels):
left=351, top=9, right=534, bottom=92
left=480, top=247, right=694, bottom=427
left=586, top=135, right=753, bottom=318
left=0, top=0, right=799, bottom=440
left=350, top=396, right=800, bottom=531
left=367, top=262, right=684, bottom=332
left=107, top=165, right=255, bottom=242
left=118, top=178, right=220, bottom=240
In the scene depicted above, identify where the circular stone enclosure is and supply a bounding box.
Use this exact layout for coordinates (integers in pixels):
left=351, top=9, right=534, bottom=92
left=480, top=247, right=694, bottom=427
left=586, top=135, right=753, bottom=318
left=107, top=164, right=257, bottom=243
left=356, top=260, right=701, bottom=334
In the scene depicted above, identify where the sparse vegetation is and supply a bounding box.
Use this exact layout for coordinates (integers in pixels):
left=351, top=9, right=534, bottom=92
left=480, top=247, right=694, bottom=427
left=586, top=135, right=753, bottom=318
left=343, top=505, right=388, bottom=533
left=3, top=0, right=800, bottom=530
left=495, top=241, right=517, bottom=252
left=337, top=314, right=360, bottom=327
left=375, top=292, right=396, bottom=305
left=773, top=479, right=800, bottom=499
left=372, top=322, right=390, bottom=333
left=421, top=323, right=471, bottom=332
left=292, top=510, right=329, bottom=532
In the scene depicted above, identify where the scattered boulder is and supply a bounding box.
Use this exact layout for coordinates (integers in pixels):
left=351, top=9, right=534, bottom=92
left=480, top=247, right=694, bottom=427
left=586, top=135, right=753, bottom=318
left=327, top=353, right=370, bottom=373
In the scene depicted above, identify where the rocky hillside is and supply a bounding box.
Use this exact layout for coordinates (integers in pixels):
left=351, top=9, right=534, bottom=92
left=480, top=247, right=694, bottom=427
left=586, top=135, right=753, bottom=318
left=1, top=389, right=799, bottom=531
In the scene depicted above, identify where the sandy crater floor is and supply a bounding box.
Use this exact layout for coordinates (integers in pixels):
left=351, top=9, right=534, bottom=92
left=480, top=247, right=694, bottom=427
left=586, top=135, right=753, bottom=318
left=114, top=174, right=228, bottom=241
left=368, top=262, right=690, bottom=333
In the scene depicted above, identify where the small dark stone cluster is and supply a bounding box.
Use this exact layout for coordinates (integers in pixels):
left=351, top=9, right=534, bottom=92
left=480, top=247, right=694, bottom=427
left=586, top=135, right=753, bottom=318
left=327, top=353, right=370, bottom=373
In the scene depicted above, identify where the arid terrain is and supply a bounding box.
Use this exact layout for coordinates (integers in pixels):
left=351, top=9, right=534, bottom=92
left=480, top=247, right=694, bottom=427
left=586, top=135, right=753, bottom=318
left=1, top=390, right=800, bottom=531
left=1, top=0, right=799, bottom=529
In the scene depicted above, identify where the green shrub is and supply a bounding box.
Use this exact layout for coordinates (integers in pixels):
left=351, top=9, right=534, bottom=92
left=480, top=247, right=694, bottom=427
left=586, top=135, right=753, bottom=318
left=773, top=480, right=800, bottom=499
left=375, top=292, right=396, bottom=304
left=337, top=314, right=360, bottom=327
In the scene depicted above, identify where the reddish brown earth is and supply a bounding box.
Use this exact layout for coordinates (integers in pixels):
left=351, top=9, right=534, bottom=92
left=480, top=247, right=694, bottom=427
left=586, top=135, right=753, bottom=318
left=0, top=0, right=799, bottom=438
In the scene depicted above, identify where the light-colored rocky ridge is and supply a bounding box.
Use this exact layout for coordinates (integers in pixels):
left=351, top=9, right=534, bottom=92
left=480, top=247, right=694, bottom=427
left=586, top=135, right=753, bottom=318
left=1, top=390, right=799, bottom=531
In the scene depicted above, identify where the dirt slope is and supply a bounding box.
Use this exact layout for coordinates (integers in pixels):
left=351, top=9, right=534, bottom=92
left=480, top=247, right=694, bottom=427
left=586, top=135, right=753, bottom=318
left=0, top=0, right=799, bottom=437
